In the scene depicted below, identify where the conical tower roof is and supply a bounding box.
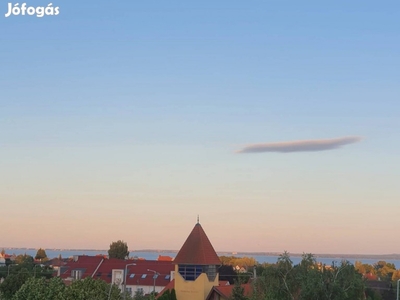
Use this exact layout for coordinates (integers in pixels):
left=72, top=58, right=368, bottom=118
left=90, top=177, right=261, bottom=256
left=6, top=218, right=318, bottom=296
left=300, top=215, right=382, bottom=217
left=174, top=223, right=221, bottom=265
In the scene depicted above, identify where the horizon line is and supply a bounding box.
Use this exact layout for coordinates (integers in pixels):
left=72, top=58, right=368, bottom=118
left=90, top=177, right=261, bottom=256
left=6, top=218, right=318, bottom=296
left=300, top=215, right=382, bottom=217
left=2, top=247, right=400, bottom=258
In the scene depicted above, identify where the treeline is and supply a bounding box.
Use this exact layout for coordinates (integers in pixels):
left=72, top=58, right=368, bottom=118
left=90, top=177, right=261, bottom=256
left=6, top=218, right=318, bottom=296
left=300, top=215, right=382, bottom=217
left=224, top=253, right=397, bottom=300
left=355, top=260, right=400, bottom=281
left=0, top=275, right=153, bottom=300
left=0, top=276, right=149, bottom=300
left=219, top=256, right=257, bottom=268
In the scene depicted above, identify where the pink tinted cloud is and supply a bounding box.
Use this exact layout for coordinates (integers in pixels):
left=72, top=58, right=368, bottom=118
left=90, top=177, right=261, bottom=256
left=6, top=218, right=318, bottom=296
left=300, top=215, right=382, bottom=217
left=237, top=136, right=362, bottom=154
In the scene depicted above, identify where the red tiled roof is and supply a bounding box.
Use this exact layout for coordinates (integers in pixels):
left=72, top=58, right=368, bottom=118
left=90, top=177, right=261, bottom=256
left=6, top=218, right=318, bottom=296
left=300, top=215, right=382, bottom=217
left=96, top=259, right=174, bottom=286
left=157, top=255, right=173, bottom=261
left=59, top=256, right=104, bottom=279
left=174, top=223, right=221, bottom=265
left=206, top=283, right=252, bottom=300
left=59, top=256, right=174, bottom=288
left=364, top=272, right=378, bottom=281
left=156, top=279, right=175, bottom=299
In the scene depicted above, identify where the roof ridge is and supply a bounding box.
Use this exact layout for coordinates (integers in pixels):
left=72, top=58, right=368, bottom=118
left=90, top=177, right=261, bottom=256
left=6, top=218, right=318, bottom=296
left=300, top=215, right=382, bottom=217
left=174, top=223, right=220, bottom=265
left=91, top=258, right=104, bottom=278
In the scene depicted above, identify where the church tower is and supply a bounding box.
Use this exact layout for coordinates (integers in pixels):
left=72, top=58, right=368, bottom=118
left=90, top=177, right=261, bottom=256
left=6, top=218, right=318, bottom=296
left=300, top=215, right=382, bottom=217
left=173, top=220, right=221, bottom=300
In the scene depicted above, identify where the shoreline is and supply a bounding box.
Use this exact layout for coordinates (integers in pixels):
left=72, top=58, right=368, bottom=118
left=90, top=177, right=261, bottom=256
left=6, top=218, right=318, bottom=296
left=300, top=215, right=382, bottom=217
left=2, top=247, right=400, bottom=260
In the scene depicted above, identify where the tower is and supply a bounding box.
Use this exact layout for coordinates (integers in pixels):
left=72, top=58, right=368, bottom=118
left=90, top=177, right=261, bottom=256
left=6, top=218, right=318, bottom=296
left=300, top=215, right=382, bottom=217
left=173, top=221, right=221, bottom=300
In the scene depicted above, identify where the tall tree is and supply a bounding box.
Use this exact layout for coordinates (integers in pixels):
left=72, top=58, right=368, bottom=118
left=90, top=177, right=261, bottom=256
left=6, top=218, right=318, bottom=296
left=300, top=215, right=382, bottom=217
left=108, top=240, right=129, bottom=259
left=170, top=289, right=177, bottom=300
left=35, top=248, right=48, bottom=261
left=230, top=280, right=248, bottom=300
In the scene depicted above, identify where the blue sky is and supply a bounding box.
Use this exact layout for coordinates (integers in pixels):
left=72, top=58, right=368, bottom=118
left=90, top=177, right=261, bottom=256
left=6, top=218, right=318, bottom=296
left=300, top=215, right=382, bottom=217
left=1, top=0, right=399, bottom=254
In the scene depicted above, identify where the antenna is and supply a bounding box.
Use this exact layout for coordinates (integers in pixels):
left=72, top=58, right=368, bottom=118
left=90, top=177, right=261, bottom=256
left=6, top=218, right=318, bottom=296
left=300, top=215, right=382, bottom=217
left=197, top=215, right=200, bottom=224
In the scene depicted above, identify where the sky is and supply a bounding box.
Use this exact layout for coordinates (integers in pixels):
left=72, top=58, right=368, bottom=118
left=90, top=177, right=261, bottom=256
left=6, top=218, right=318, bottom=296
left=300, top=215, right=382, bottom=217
left=0, top=0, right=399, bottom=255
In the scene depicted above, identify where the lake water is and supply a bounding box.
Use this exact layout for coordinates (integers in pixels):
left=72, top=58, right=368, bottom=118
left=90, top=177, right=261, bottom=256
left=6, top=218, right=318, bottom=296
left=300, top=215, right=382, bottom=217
left=4, top=249, right=400, bottom=268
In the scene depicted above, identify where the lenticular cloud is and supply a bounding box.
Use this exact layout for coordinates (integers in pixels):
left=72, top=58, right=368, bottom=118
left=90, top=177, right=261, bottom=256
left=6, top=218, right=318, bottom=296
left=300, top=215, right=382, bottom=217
left=237, top=136, right=362, bottom=154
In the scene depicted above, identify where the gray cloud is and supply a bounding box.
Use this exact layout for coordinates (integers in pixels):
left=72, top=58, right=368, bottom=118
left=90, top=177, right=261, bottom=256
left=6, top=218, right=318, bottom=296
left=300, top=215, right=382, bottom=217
left=237, top=136, right=362, bottom=154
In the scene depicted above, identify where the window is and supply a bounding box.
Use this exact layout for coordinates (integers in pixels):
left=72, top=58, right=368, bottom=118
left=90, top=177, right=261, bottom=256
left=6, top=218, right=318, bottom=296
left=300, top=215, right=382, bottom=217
left=126, top=287, right=132, bottom=295
left=129, top=274, right=135, bottom=278
left=71, top=269, right=83, bottom=280
left=204, top=265, right=217, bottom=281
left=178, top=265, right=202, bottom=281
left=165, top=275, right=170, bottom=280
left=153, top=274, right=158, bottom=279
left=141, top=274, right=147, bottom=279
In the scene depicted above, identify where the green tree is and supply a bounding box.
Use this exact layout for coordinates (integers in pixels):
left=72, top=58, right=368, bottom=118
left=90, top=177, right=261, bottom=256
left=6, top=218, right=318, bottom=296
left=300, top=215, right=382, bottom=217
left=0, top=268, right=31, bottom=299
left=170, top=289, right=177, bottom=300
left=157, top=289, right=177, bottom=300
left=13, top=277, right=65, bottom=300
left=300, top=260, right=364, bottom=300
left=250, top=253, right=365, bottom=300
left=133, top=289, right=147, bottom=300
left=34, top=264, right=54, bottom=279
left=230, top=280, right=248, bottom=300
left=15, top=254, right=34, bottom=265
left=35, top=248, right=48, bottom=261
left=108, top=240, right=129, bottom=260
left=63, top=277, right=126, bottom=300
left=4, top=275, right=129, bottom=300
left=250, top=252, right=296, bottom=300
left=365, top=287, right=383, bottom=300
left=276, top=251, right=298, bottom=300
